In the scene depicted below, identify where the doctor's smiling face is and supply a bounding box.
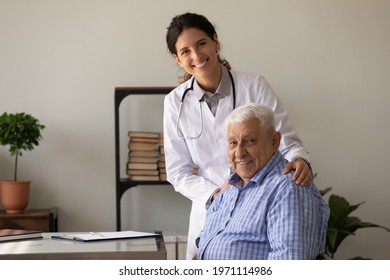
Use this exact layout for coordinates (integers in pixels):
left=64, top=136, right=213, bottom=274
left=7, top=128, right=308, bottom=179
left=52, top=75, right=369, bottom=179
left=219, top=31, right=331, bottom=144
left=227, top=117, right=281, bottom=185
left=173, top=27, right=220, bottom=86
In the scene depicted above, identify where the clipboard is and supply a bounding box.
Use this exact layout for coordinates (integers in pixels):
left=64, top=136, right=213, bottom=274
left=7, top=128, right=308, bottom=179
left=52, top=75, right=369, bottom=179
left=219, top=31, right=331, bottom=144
left=51, top=230, right=161, bottom=242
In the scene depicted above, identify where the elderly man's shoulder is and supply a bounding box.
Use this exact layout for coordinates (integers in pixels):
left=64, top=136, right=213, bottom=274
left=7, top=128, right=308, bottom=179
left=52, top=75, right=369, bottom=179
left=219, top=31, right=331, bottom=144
left=267, top=166, right=317, bottom=194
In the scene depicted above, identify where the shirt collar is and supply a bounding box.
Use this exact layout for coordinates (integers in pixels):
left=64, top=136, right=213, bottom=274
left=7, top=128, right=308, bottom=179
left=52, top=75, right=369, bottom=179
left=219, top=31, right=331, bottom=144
left=193, top=64, right=231, bottom=101
left=228, top=151, right=285, bottom=188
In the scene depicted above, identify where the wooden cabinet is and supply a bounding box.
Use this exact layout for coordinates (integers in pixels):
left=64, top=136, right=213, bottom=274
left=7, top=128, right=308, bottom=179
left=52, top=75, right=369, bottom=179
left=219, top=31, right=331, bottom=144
left=0, top=207, right=58, bottom=232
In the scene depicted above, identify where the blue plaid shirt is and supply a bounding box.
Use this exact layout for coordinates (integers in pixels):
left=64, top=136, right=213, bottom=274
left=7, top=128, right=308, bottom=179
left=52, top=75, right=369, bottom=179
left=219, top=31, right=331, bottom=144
left=197, top=151, right=329, bottom=260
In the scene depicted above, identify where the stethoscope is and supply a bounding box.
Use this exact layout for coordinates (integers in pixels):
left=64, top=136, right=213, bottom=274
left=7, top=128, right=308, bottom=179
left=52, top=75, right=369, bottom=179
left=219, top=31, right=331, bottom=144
left=176, top=70, right=236, bottom=140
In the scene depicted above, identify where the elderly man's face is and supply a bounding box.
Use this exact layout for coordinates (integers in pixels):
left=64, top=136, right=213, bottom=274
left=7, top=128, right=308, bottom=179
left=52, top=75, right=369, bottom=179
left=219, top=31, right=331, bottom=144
left=227, top=117, right=281, bottom=185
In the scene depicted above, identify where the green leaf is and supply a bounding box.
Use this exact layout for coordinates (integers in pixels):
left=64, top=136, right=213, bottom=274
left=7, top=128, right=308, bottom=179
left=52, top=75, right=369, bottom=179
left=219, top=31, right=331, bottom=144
left=319, top=187, right=332, bottom=196
left=326, top=227, right=356, bottom=256
left=318, top=184, right=389, bottom=259
left=328, top=194, right=363, bottom=223
left=0, top=112, right=45, bottom=180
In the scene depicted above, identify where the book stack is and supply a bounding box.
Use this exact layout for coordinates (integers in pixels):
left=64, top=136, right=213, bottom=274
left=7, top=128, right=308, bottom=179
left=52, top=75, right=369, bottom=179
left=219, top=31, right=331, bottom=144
left=0, top=229, right=42, bottom=242
left=128, top=131, right=160, bottom=181
left=158, top=133, right=166, bottom=181
left=127, top=131, right=199, bottom=181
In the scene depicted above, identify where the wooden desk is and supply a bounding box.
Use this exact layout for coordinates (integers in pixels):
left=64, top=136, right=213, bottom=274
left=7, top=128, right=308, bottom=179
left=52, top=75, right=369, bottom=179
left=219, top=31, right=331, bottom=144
left=0, top=208, right=58, bottom=232
left=0, top=232, right=166, bottom=260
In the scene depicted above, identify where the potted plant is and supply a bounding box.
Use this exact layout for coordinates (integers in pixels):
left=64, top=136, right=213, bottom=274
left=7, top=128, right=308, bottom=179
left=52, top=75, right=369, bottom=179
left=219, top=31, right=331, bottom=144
left=0, top=112, right=45, bottom=214
left=320, top=187, right=390, bottom=259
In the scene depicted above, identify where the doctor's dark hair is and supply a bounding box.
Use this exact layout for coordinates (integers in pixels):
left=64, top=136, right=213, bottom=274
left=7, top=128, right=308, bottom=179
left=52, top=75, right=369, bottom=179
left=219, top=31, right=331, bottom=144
left=166, top=12, right=231, bottom=81
left=225, top=103, right=276, bottom=136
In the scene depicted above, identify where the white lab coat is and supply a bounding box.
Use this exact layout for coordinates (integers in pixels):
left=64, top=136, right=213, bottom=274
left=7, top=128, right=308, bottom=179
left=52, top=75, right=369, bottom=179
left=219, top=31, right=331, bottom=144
left=163, top=66, right=310, bottom=259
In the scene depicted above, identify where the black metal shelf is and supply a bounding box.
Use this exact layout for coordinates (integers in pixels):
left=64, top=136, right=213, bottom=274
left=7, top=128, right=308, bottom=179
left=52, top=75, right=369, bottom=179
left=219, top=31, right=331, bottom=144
left=115, top=87, right=174, bottom=231
left=117, top=178, right=171, bottom=200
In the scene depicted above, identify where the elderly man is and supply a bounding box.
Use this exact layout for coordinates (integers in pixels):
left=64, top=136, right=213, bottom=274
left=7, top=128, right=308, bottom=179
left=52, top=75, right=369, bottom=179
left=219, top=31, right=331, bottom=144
left=196, top=103, right=329, bottom=260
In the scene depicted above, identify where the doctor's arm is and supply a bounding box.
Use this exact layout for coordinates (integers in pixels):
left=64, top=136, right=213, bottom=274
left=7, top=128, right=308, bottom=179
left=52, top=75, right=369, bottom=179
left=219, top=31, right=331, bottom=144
left=163, top=96, right=219, bottom=206
left=282, top=159, right=312, bottom=185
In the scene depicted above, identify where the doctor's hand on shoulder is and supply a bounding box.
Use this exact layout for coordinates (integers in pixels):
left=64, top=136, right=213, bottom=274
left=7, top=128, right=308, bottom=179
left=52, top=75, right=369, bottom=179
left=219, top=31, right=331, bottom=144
left=283, top=158, right=313, bottom=186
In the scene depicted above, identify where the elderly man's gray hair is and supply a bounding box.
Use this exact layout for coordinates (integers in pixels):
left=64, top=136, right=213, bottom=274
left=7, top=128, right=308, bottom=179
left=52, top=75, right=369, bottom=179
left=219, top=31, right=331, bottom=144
left=225, top=103, right=276, bottom=135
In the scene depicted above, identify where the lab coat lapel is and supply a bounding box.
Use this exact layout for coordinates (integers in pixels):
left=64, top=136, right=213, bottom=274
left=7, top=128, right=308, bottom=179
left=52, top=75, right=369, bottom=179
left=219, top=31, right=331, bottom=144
left=200, top=101, right=216, bottom=139
left=213, top=95, right=233, bottom=152
left=214, top=94, right=233, bottom=136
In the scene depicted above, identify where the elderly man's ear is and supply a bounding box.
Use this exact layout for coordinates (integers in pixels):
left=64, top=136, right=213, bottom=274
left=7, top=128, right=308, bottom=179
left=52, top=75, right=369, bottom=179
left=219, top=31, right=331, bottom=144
left=272, top=132, right=282, bottom=151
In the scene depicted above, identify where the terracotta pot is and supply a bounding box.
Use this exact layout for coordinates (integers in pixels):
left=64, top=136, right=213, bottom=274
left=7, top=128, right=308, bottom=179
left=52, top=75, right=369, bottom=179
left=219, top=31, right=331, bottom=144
left=0, top=180, right=30, bottom=214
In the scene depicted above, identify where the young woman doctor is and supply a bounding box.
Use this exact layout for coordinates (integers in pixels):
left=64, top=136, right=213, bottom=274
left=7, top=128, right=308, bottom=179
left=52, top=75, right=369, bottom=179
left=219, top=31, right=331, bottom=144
left=163, top=13, right=313, bottom=259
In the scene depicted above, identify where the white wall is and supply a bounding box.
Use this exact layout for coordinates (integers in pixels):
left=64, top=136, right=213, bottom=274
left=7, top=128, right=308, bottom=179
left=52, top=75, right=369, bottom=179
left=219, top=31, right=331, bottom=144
left=0, top=0, right=389, bottom=259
